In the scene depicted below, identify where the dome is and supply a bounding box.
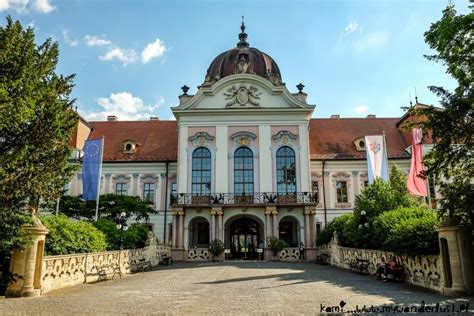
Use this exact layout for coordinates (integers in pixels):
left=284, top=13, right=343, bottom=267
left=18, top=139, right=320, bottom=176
left=203, top=20, right=283, bottom=86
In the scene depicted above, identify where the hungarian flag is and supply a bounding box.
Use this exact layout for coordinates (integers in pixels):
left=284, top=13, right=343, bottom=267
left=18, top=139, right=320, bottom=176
left=365, top=135, right=389, bottom=183
left=407, top=128, right=427, bottom=196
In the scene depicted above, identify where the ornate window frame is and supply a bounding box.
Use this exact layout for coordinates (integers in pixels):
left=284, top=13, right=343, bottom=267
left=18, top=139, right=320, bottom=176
left=311, top=172, right=323, bottom=208
left=187, top=132, right=216, bottom=193
left=229, top=131, right=259, bottom=193
left=112, top=174, right=131, bottom=195
left=271, top=131, right=301, bottom=193
left=140, top=174, right=159, bottom=205
left=331, top=172, right=352, bottom=208
left=353, top=137, right=366, bottom=152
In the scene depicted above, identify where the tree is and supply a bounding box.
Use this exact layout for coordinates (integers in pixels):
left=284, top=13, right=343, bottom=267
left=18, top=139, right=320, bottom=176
left=0, top=17, right=78, bottom=255
left=410, top=5, right=473, bottom=226
left=53, top=194, right=157, bottom=222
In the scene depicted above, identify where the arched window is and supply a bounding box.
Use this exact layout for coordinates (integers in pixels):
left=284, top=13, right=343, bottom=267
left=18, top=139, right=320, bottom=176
left=234, top=147, right=254, bottom=195
left=192, top=147, right=211, bottom=195
left=276, top=146, right=296, bottom=194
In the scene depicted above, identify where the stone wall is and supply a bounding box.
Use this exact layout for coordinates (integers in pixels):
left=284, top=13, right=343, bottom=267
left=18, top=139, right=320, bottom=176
left=319, top=239, right=445, bottom=292
left=279, top=248, right=300, bottom=261
left=187, top=248, right=210, bottom=261
left=41, top=243, right=170, bottom=294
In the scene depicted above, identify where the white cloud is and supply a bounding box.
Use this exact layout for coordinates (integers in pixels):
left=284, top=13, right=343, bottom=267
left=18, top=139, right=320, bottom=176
left=33, top=0, right=54, bottom=13
left=84, top=35, right=112, bottom=47
left=353, top=30, right=390, bottom=53
left=85, top=92, right=165, bottom=121
left=0, top=0, right=54, bottom=13
left=344, top=20, right=359, bottom=35
left=99, top=47, right=137, bottom=66
left=62, top=29, right=79, bottom=47
left=354, top=105, right=369, bottom=114
left=141, top=38, right=167, bottom=63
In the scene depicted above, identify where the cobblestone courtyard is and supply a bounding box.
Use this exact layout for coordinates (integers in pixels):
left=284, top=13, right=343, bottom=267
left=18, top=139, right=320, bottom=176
left=1, top=262, right=472, bottom=315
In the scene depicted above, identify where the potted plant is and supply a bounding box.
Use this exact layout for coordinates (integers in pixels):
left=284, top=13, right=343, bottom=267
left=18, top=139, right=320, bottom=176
left=267, top=236, right=286, bottom=261
left=209, top=239, right=225, bottom=262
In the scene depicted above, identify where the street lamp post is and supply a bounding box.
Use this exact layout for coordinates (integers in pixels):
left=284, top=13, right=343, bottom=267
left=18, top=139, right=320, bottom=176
left=116, top=212, right=128, bottom=250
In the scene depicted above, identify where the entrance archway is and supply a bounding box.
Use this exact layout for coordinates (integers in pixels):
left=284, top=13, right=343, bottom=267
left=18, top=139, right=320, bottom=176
left=225, top=216, right=263, bottom=260
left=188, top=217, right=210, bottom=248
left=279, top=216, right=300, bottom=247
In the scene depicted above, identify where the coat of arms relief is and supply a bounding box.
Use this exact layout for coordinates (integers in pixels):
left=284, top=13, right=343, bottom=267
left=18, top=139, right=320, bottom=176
left=224, top=84, right=262, bottom=106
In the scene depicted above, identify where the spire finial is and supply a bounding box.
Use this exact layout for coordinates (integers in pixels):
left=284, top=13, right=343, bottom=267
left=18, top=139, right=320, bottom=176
left=237, top=16, right=249, bottom=48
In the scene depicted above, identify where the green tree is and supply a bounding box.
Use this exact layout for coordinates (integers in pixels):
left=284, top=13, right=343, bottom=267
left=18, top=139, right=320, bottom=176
left=53, top=194, right=157, bottom=222
left=93, top=219, right=149, bottom=250
left=409, top=5, right=473, bottom=226
left=0, top=17, right=77, bottom=255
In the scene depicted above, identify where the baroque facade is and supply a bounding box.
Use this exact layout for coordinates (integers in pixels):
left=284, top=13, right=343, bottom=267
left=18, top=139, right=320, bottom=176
left=68, top=23, right=437, bottom=261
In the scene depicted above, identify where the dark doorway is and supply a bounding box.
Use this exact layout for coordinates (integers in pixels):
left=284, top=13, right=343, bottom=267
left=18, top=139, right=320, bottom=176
left=229, top=217, right=261, bottom=260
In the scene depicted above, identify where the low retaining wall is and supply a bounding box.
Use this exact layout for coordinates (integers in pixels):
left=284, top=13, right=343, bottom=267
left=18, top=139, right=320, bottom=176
left=319, top=241, right=445, bottom=292
left=41, top=243, right=170, bottom=294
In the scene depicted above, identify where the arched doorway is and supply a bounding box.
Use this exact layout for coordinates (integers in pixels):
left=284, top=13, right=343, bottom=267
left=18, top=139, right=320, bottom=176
left=279, top=216, right=300, bottom=247
left=226, top=216, right=262, bottom=260
left=188, top=217, right=210, bottom=248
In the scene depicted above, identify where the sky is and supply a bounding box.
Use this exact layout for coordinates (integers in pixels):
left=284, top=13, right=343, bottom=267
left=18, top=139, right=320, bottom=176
left=0, top=0, right=470, bottom=121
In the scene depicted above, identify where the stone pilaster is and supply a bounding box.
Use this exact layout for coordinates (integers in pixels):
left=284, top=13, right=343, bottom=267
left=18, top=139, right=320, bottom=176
left=132, top=173, right=139, bottom=196
left=104, top=173, right=111, bottom=193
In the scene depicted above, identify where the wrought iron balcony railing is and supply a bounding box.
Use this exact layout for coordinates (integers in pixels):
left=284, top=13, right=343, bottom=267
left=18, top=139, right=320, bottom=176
left=170, top=192, right=318, bottom=206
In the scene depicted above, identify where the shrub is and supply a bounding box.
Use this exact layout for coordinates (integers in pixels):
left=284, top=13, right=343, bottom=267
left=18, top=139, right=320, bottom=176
left=317, top=214, right=352, bottom=246
left=373, top=206, right=440, bottom=255
left=209, top=239, right=225, bottom=257
left=93, top=219, right=149, bottom=250
left=267, top=236, right=286, bottom=255
left=40, top=215, right=107, bottom=255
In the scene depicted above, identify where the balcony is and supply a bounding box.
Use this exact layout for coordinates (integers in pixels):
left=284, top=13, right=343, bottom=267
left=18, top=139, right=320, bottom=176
left=170, top=192, right=318, bottom=207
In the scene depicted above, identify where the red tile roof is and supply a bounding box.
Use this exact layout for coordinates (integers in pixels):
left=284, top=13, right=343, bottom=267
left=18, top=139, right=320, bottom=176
left=88, top=120, right=178, bottom=162
left=309, top=118, right=410, bottom=160
left=88, top=117, right=412, bottom=162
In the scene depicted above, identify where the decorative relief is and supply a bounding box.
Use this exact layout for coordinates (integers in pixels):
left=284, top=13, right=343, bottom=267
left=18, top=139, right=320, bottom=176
left=230, top=131, right=257, bottom=149
left=272, top=131, right=298, bottom=146
left=224, top=84, right=261, bottom=106
left=187, top=248, right=211, bottom=261
left=189, top=132, right=215, bottom=147
left=279, top=248, right=300, bottom=261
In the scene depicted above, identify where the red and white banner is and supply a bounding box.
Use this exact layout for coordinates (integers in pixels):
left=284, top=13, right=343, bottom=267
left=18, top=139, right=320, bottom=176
left=365, top=135, right=389, bottom=183
left=407, top=128, right=428, bottom=196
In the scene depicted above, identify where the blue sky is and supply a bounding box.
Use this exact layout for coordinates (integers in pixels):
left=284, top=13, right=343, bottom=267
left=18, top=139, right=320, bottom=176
left=1, top=0, right=469, bottom=121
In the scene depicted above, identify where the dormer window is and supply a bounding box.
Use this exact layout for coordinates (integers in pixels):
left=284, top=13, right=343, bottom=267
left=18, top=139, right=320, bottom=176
left=354, top=138, right=366, bottom=151
left=123, top=140, right=137, bottom=153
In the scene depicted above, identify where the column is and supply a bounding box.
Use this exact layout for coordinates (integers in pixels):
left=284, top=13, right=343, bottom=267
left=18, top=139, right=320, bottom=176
left=210, top=210, right=216, bottom=241
left=104, top=174, right=111, bottom=193
left=304, top=210, right=310, bottom=247
left=132, top=173, right=139, bottom=196
left=309, top=211, right=316, bottom=248
left=218, top=211, right=224, bottom=241
left=215, top=125, right=228, bottom=192
left=272, top=210, right=278, bottom=237
left=177, top=211, right=184, bottom=248
left=265, top=209, right=272, bottom=239
left=324, top=171, right=331, bottom=208
left=171, top=211, right=177, bottom=248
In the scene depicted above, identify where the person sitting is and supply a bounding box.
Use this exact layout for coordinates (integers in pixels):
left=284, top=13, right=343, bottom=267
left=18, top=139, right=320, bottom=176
left=387, top=256, right=399, bottom=279
left=376, top=257, right=387, bottom=280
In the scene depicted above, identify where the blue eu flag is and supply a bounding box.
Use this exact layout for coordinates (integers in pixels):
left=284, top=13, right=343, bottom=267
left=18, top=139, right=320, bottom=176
left=82, top=138, right=103, bottom=200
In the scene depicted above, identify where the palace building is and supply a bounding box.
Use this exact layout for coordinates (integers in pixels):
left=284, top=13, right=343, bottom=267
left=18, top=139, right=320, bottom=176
left=67, top=22, right=436, bottom=261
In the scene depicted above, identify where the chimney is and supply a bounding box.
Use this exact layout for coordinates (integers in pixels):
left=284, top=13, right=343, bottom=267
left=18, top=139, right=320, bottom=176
left=150, top=117, right=159, bottom=121
left=330, top=114, right=340, bottom=119
left=366, top=114, right=376, bottom=118
left=107, top=115, right=118, bottom=121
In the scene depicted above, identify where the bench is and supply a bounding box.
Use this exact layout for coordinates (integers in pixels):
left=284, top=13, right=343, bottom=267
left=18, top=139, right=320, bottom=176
left=385, top=265, right=404, bottom=281
left=95, top=264, right=121, bottom=282
left=160, top=254, right=172, bottom=266
left=349, top=258, right=370, bottom=274
left=134, top=258, right=152, bottom=272
left=316, top=253, right=330, bottom=265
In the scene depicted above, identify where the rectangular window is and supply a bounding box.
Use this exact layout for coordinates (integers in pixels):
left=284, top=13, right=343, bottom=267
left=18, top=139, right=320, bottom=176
left=116, top=183, right=127, bottom=195
left=143, top=183, right=155, bottom=202
left=312, top=180, right=319, bottom=194
left=336, top=181, right=348, bottom=203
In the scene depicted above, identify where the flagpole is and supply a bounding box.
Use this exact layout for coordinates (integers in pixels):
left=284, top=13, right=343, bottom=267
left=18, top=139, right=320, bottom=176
left=95, top=136, right=105, bottom=221
left=382, top=131, right=389, bottom=180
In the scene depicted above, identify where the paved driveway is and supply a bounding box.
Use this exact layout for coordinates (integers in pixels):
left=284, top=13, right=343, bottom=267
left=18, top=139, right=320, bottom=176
left=0, top=262, right=472, bottom=315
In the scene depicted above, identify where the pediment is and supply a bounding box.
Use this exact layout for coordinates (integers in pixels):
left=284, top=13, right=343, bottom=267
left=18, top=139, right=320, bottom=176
left=176, top=74, right=313, bottom=112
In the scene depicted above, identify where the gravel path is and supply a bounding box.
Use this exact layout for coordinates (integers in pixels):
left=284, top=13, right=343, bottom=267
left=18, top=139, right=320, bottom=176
left=0, top=262, right=472, bottom=315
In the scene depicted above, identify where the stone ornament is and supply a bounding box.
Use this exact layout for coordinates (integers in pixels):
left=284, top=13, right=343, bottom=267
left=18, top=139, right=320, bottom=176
left=230, top=131, right=257, bottom=149
left=272, top=130, right=298, bottom=146
left=189, top=132, right=215, bottom=147
left=224, top=84, right=262, bottom=106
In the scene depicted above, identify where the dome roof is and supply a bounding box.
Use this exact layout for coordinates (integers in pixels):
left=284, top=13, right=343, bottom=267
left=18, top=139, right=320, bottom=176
left=203, top=20, right=283, bottom=86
